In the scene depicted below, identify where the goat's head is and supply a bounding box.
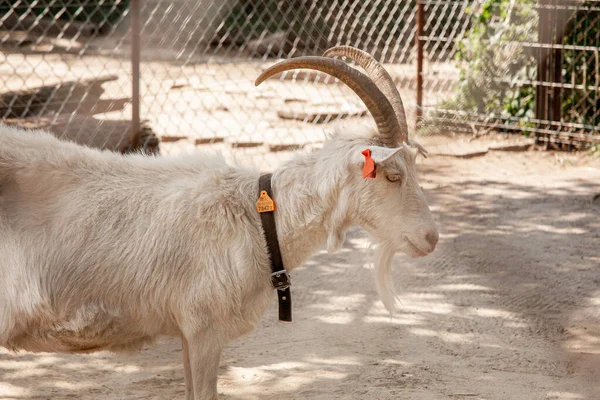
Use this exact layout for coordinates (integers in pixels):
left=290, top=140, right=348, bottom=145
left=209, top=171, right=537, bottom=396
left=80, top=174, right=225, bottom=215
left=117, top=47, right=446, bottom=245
left=256, top=46, right=438, bottom=310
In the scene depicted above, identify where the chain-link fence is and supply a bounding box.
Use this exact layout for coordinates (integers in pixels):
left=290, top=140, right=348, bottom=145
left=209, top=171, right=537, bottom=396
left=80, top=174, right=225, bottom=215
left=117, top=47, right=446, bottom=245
left=1, top=0, right=599, bottom=159
left=0, top=0, right=419, bottom=161
left=419, top=0, right=600, bottom=149
left=0, top=0, right=137, bottom=150
left=132, top=0, right=420, bottom=159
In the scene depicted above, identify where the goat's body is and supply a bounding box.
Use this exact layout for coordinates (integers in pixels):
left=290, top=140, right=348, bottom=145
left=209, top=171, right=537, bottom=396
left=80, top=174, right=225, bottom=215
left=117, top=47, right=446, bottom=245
left=0, top=75, right=438, bottom=398
left=0, top=46, right=441, bottom=399
left=0, top=127, right=273, bottom=355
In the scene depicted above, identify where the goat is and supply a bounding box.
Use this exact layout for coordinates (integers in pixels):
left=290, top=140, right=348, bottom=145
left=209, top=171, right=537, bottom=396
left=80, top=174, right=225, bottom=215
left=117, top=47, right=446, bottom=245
left=0, top=46, right=438, bottom=399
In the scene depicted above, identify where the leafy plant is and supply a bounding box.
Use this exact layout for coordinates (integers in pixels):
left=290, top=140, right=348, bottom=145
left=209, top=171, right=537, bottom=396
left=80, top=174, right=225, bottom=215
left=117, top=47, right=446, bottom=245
left=442, top=0, right=538, bottom=128
left=443, top=0, right=599, bottom=144
left=4, top=0, right=129, bottom=26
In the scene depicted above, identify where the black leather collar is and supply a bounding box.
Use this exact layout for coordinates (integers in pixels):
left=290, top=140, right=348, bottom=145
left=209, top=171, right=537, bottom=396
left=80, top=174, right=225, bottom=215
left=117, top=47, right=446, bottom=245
left=258, top=173, right=292, bottom=322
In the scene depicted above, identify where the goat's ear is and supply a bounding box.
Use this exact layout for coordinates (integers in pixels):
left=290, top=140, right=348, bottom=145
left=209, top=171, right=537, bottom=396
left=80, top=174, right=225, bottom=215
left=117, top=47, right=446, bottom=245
left=408, top=139, right=428, bottom=158
left=359, top=146, right=403, bottom=178
left=367, top=146, right=404, bottom=164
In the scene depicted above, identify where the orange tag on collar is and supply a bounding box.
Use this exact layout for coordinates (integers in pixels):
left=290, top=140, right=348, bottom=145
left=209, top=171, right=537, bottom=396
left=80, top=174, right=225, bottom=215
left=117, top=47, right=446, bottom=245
left=256, top=190, right=276, bottom=213
left=362, top=149, right=376, bottom=178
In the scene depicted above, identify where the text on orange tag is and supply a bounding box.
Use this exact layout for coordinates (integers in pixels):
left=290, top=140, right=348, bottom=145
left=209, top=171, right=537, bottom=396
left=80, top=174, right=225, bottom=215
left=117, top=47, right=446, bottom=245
left=362, top=149, right=376, bottom=178
left=256, top=190, right=276, bottom=213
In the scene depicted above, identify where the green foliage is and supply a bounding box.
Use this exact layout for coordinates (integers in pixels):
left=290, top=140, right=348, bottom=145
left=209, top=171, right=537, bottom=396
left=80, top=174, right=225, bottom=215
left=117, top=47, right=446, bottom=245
left=4, top=0, right=129, bottom=26
left=221, top=0, right=285, bottom=40
left=447, top=0, right=600, bottom=141
left=219, top=0, right=411, bottom=41
left=445, top=0, right=538, bottom=130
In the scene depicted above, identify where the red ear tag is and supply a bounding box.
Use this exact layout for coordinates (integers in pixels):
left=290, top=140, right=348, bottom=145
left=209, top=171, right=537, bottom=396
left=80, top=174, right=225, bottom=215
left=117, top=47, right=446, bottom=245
left=361, top=149, right=376, bottom=178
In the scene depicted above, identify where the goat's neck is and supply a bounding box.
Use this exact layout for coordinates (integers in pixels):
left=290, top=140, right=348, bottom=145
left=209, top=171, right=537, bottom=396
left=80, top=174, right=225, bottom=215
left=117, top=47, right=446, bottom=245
left=271, top=152, right=351, bottom=271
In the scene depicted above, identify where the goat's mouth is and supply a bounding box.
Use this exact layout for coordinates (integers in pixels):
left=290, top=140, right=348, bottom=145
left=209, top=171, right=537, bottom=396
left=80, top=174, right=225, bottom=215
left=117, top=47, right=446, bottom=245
left=402, top=236, right=429, bottom=258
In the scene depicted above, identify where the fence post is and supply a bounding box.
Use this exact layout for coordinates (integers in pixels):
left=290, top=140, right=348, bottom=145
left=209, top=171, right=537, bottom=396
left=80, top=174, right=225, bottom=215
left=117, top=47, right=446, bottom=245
left=550, top=2, right=565, bottom=124
left=130, top=0, right=141, bottom=148
left=416, top=0, right=424, bottom=129
left=535, top=0, right=567, bottom=146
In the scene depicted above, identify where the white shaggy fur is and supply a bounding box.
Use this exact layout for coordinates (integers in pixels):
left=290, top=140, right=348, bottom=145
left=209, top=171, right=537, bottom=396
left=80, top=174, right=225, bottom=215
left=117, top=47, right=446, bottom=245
left=0, top=122, right=437, bottom=399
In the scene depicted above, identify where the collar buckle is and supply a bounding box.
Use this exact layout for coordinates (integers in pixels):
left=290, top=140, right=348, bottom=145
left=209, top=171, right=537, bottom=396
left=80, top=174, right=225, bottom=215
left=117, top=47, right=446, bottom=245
left=270, top=270, right=291, bottom=291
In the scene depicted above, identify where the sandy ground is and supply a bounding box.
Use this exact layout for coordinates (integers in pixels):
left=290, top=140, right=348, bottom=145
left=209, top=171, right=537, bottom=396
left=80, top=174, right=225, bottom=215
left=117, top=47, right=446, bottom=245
left=1, top=136, right=599, bottom=400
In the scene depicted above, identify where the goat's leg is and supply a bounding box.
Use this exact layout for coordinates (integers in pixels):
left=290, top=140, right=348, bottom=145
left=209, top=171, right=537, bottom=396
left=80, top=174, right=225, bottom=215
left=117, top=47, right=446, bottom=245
left=185, top=333, right=223, bottom=400
left=182, top=335, right=194, bottom=400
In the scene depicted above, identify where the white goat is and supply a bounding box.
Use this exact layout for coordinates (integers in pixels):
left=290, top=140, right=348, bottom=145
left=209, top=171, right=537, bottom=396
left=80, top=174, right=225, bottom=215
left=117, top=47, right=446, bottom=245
left=0, top=46, right=438, bottom=399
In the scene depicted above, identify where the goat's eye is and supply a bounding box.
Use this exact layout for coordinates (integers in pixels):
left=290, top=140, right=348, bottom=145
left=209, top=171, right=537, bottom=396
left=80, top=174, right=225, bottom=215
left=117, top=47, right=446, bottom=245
left=386, top=174, right=402, bottom=183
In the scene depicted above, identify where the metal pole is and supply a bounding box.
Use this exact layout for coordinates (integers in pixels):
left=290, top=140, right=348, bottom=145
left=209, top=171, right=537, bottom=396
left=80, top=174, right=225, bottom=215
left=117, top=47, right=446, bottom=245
left=416, top=0, right=424, bottom=129
left=130, top=0, right=141, bottom=149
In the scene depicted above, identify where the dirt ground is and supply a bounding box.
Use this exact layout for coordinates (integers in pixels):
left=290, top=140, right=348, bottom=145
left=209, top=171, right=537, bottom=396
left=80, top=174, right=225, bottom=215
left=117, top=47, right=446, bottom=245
left=0, top=135, right=599, bottom=400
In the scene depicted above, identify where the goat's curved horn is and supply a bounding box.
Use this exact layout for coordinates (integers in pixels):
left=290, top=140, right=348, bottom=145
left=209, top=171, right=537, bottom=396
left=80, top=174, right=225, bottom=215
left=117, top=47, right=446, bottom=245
left=255, top=57, right=401, bottom=146
left=323, top=46, right=409, bottom=144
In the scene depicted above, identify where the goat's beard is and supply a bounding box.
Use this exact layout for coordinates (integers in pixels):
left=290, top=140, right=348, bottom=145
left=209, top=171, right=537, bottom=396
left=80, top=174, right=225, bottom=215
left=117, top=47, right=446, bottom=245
left=374, top=242, right=400, bottom=313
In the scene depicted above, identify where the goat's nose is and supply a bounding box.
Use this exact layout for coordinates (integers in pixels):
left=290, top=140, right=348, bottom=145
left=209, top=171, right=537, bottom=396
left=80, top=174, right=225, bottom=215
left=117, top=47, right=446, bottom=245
left=425, top=230, right=439, bottom=250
